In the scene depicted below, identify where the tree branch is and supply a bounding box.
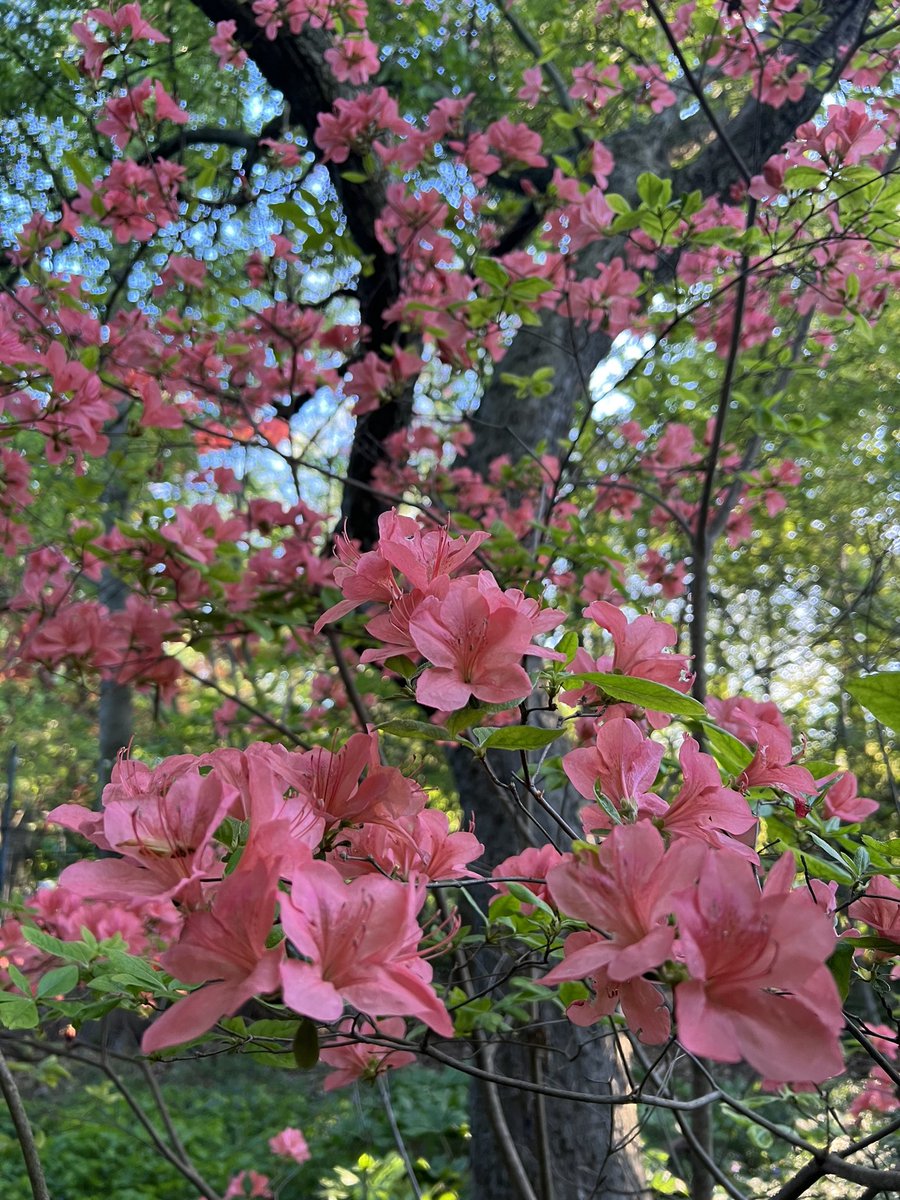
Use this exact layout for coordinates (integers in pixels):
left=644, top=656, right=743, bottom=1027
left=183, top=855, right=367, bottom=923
left=0, top=1046, right=50, bottom=1200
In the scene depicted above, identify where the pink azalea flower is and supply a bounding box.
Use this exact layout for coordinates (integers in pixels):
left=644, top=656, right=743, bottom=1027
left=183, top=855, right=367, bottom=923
left=377, top=510, right=490, bottom=591
left=575, top=601, right=692, bottom=726
left=851, top=1065, right=900, bottom=1117
left=545, top=824, right=704, bottom=983
left=848, top=875, right=900, bottom=947
left=518, top=66, right=545, bottom=107
left=409, top=579, right=539, bottom=710
left=320, top=1017, right=416, bottom=1090
left=485, top=117, right=546, bottom=168
left=673, top=852, right=844, bottom=1082
left=562, top=718, right=666, bottom=829
left=52, top=758, right=234, bottom=911
left=283, top=734, right=425, bottom=830
left=324, top=35, right=380, bottom=85
left=89, top=3, right=169, bottom=44
left=332, top=808, right=483, bottom=882
left=739, top=722, right=817, bottom=812
left=209, top=20, right=247, bottom=70
left=706, top=695, right=788, bottom=741
left=279, top=862, right=453, bottom=1036
left=268, top=1127, right=310, bottom=1163
left=660, top=736, right=757, bottom=859
left=555, top=931, right=671, bottom=1044
left=492, top=844, right=567, bottom=914
left=224, top=1170, right=272, bottom=1198
left=822, top=771, right=878, bottom=823
left=141, top=866, right=285, bottom=1054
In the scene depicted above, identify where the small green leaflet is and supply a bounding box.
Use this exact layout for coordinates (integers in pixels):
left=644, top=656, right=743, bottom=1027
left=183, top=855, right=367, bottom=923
left=553, top=630, right=579, bottom=664
left=379, top=718, right=452, bottom=743
left=827, top=942, right=855, bottom=1002
left=695, top=721, right=753, bottom=775
left=505, top=882, right=554, bottom=916
left=571, top=672, right=705, bottom=718
left=846, top=671, right=900, bottom=732
left=37, top=964, right=80, bottom=999
left=22, top=927, right=96, bottom=965
left=292, top=1018, right=321, bottom=1069
left=0, top=993, right=39, bottom=1030
left=593, top=786, right=622, bottom=826
left=477, top=725, right=562, bottom=751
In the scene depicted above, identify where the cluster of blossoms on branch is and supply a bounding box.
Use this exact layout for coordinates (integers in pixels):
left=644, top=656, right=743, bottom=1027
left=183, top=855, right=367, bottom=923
left=0, top=0, right=897, bottom=732
left=0, top=513, right=891, bottom=1100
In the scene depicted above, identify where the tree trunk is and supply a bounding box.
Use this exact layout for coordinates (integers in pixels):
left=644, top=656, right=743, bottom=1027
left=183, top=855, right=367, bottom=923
left=450, top=749, right=647, bottom=1200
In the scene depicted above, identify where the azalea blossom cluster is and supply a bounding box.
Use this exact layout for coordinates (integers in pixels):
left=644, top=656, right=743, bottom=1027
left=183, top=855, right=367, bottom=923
left=23, top=513, right=892, bottom=1097
left=46, top=730, right=479, bottom=1057
left=0, top=0, right=896, bottom=734
left=0, top=8, right=896, bottom=1170
left=314, top=508, right=563, bottom=709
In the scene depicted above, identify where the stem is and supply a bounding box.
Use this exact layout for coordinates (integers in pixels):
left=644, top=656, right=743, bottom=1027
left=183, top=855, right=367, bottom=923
left=139, top=1060, right=190, bottom=1164
left=377, top=1075, right=423, bottom=1200
left=529, top=1016, right=555, bottom=1200
left=690, top=198, right=757, bottom=703
left=93, top=1051, right=222, bottom=1200
left=434, top=892, right=539, bottom=1200
left=326, top=628, right=373, bottom=734
left=0, top=1045, right=51, bottom=1200
left=687, top=1060, right=714, bottom=1200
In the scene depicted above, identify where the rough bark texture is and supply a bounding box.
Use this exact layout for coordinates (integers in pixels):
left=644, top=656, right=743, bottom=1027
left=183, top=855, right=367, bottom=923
left=451, top=750, right=647, bottom=1200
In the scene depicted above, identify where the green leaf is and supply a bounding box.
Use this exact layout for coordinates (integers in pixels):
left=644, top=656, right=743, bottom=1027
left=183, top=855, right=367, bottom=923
left=784, top=165, right=828, bottom=190
left=384, top=655, right=417, bottom=679
left=636, top=171, right=672, bottom=209
left=554, top=630, right=579, bottom=664
left=269, top=200, right=308, bottom=227
left=847, top=671, right=900, bottom=732
left=473, top=257, right=510, bottom=290
left=7, top=965, right=32, bottom=997
left=0, top=994, right=39, bottom=1030
left=480, top=725, right=562, bottom=751
left=842, top=934, right=900, bottom=952
left=827, top=941, right=855, bottom=1002
left=505, top=882, right=554, bottom=916
left=592, top=787, right=623, bottom=826
left=102, top=950, right=169, bottom=992
left=247, top=1019, right=299, bottom=1040
left=292, top=1017, right=320, bottom=1069
left=62, top=149, right=95, bottom=188
left=379, top=718, right=452, bottom=743
left=808, top=832, right=855, bottom=873
left=509, top=277, right=554, bottom=301
left=799, top=852, right=853, bottom=887
left=697, top=721, right=753, bottom=775
left=557, top=980, right=589, bottom=1007
left=572, top=673, right=705, bottom=718
left=218, top=1017, right=247, bottom=1036
left=22, top=928, right=95, bottom=966
left=604, top=193, right=631, bottom=215
left=37, top=964, right=80, bottom=999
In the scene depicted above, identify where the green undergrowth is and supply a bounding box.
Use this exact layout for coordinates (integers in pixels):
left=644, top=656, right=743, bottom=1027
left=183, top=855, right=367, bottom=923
left=0, top=1049, right=469, bottom=1199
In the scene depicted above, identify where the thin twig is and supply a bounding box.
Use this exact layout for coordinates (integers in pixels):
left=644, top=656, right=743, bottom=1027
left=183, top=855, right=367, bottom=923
left=645, top=0, right=752, bottom=182
left=377, top=1075, right=423, bottom=1199
left=180, top=664, right=310, bottom=748
left=326, top=628, right=373, bottom=734
left=0, top=1045, right=50, bottom=1200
